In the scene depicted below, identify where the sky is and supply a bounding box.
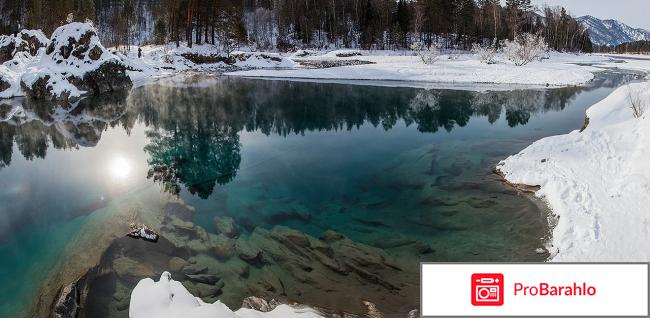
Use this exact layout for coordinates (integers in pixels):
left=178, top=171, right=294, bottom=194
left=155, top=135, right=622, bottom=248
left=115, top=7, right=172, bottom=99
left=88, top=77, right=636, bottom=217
left=529, top=0, right=650, bottom=30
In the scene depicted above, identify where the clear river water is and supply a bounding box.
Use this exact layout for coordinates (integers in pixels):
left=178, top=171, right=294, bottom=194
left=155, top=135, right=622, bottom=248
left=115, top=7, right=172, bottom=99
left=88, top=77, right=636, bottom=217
left=0, top=73, right=634, bottom=317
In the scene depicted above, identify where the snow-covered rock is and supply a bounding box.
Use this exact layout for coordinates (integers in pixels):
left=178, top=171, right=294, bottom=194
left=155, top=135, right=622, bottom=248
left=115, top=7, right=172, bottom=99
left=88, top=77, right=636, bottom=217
left=497, top=82, right=650, bottom=261
left=129, top=272, right=323, bottom=318
left=20, top=22, right=132, bottom=101
left=0, top=30, right=48, bottom=63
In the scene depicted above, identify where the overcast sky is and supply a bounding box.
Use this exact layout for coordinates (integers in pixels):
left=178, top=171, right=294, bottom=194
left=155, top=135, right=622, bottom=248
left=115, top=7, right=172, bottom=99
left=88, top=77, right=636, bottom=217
left=529, top=0, right=650, bottom=30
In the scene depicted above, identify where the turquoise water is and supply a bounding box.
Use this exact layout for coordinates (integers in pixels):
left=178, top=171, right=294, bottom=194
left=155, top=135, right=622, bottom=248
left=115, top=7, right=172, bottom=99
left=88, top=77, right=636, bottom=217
left=0, top=73, right=633, bottom=316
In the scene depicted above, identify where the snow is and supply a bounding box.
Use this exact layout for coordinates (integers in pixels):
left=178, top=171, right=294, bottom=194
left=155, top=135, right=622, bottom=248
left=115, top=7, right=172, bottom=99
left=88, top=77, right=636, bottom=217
left=130, top=272, right=323, bottom=318
left=18, top=22, right=126, bottom=99
left=226, top=51, right=598, bottom=87
left=578, top=15, right=650, bottom=47
left=497, top=82, right=650, bottom=261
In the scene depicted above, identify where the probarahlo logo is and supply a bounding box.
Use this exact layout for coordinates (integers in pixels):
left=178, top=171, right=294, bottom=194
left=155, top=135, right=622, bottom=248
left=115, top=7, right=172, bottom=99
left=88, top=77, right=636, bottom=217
left=471, top=273, right=504, bottom=306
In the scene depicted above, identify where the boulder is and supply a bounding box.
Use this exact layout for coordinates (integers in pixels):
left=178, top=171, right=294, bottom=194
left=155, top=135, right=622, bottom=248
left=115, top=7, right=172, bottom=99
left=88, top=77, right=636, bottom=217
left=181, top=263, right=208, bottom=275
left=0, top=30, right=47, bottom=63
left=68, top=61, right=132, bottom=96
left=20, top=22, right=132, bottom=101
left=0, top=76, right=9, bottom=93
left=211, top=234, right=234, bottom=260
left=168, top=257, right=189, bottom=272
left=213, top=216, right=239, bottom=238
left=185, top=273, right=221, bottom=285
left=0, top=40, right=15, bottom=63
left=20, top=75, right=62, bottom=100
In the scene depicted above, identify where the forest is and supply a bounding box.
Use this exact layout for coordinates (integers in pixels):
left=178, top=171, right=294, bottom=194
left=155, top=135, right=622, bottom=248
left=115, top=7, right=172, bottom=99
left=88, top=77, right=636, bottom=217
left=0, top=0, right=592, bottom=53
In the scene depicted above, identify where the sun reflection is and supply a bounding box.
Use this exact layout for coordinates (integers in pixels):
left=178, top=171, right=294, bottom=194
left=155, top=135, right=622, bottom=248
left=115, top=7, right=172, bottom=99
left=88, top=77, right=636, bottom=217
left=110, top=156, right=132, bottom=179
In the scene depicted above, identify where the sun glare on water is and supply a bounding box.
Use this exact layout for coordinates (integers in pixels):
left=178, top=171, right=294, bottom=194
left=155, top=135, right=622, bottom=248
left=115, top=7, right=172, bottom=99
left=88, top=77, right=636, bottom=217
left=110, top=156, right=132, bottom=179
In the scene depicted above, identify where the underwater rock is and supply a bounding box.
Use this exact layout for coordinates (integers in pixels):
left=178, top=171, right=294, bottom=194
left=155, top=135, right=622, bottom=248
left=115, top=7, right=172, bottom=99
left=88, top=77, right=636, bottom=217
left=164, top=202, right=194, bottom=222
left=213, top=216, right=239, bottom=238
left=319, top=230, right=345, bottom=243
left=168, top=257, right=189, bottom=272
left=211, top=234, right=235, bottom=260
left=181, top=263, right=208, bottom=275
left=112, top=256, right=156, bottom=280
left=235, top=239, right=266, bottom=266
left=185, top=273, right=221, bottom=285
left=183, top=279, right=224, bottom=299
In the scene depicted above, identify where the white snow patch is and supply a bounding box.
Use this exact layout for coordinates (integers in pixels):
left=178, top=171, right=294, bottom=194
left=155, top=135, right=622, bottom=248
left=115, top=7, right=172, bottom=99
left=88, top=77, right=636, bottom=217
left=129, top=272, right=324, bottom=318
left=227, top=51, right=598, bottom=87
left=497, top=82, right=650, bottom=261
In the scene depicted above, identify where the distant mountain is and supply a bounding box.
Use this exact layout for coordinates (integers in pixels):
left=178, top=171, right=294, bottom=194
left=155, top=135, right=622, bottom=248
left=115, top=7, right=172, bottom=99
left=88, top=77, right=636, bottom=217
left=578, top=15, right=650, bottom=47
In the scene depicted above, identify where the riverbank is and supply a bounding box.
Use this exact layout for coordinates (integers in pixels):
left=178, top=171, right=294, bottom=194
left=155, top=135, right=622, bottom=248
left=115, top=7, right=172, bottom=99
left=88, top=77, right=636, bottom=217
left=226, top=51, right=602, bottom=87
left=1, top=22, right=639, bottom=101
left=497, top=81, right=650, bottom=261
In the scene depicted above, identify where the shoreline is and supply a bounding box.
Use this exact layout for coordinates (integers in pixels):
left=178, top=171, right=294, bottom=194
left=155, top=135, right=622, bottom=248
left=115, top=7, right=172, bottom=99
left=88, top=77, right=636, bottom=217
left=496, top=81, right=650, bottom=261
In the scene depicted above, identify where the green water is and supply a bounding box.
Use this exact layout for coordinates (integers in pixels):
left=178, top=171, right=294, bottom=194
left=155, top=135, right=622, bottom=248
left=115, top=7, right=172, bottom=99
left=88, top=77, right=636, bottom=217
left=0, top=73, right=634, bottom=316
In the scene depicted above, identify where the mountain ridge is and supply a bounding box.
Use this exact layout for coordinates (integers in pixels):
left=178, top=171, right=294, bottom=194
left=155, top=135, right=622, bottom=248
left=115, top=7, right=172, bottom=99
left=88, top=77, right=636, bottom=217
left=578, top=15, right=650, bottom=47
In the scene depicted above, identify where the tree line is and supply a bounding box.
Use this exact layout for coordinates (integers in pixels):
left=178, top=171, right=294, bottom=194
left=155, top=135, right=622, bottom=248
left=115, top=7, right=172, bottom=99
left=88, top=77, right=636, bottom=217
left=592, top=40, right=650, bottom=54
left=1, top=0, right=592, bottom=52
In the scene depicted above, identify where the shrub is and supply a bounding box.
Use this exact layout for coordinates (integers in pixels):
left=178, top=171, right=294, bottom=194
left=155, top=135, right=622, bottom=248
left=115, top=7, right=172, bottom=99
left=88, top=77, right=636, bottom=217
left=411, top=42, right=439, bottom=65
left=627, top=85, right=648, bottom=118
left=472, top=41, right=498, bottom=64
left=501, top=33, right=548, bottom=66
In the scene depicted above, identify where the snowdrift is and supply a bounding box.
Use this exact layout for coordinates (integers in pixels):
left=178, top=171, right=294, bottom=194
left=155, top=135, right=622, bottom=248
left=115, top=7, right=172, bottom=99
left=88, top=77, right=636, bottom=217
left=497, top=82, right=650, bottom=261
left=129, top=272, right=323, bottom=318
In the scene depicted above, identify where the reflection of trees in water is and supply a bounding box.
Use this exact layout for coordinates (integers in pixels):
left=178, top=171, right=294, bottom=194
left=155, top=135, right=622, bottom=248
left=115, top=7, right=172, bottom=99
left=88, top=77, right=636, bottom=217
left=0, top=73, right=634, bottom=197
left=0, top=93, right=130, bottom=169
left=144, top=127, right=241, bottom=199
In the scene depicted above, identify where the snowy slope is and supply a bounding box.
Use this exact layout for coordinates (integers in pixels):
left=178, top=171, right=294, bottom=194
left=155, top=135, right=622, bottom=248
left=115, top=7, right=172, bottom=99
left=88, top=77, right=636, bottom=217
left=497, top=82, right=650, bottom=261
left=578, top=15, right=650, bottom=46
left=130, top=272, right=323, bottom=318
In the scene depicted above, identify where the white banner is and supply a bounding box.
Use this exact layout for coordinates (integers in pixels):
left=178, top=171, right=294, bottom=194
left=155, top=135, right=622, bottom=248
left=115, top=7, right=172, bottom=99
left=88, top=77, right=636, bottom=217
left=421, top=263, right=648, bottom=317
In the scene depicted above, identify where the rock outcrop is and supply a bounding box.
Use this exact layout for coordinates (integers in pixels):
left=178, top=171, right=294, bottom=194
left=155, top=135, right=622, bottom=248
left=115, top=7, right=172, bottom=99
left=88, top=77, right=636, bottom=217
left=20, top=22, right=132, bottom=101
left=0, top=30, right=48, bottom=63
left=0, top=76, right=9, bottom=93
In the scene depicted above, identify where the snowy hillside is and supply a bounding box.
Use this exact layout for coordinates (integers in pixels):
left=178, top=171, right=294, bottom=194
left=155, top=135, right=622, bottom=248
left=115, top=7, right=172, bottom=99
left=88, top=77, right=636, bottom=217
left=578, top=15, right=650, bottom=46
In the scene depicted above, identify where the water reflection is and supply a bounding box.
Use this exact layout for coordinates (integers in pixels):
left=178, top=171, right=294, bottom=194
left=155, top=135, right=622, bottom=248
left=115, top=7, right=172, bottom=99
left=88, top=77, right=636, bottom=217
left=0, top=92, right=130, bottom=169
left=0, top=74, right=631, bottom=200
left=0, top=74, right=637, bottom=317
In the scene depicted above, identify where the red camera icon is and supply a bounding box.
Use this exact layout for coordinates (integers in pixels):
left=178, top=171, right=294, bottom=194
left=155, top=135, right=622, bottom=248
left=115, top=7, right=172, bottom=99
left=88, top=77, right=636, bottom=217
left=471, top=273, right=504, bottom=306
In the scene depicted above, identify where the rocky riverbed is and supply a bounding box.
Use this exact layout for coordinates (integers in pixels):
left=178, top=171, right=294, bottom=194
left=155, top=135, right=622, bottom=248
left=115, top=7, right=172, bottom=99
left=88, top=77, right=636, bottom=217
left=48, top=198, right=421, bottom=317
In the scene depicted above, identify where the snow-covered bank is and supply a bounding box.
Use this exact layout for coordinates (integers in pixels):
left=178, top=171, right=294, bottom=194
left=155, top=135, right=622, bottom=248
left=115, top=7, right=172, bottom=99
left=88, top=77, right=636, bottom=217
left=226, top=51, right=599, bottom=87
left=130, top=272, right=323, bottom=318
left=0, top=23, right=295, bottom=100
left=497, top=82, right=650, bottom=261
